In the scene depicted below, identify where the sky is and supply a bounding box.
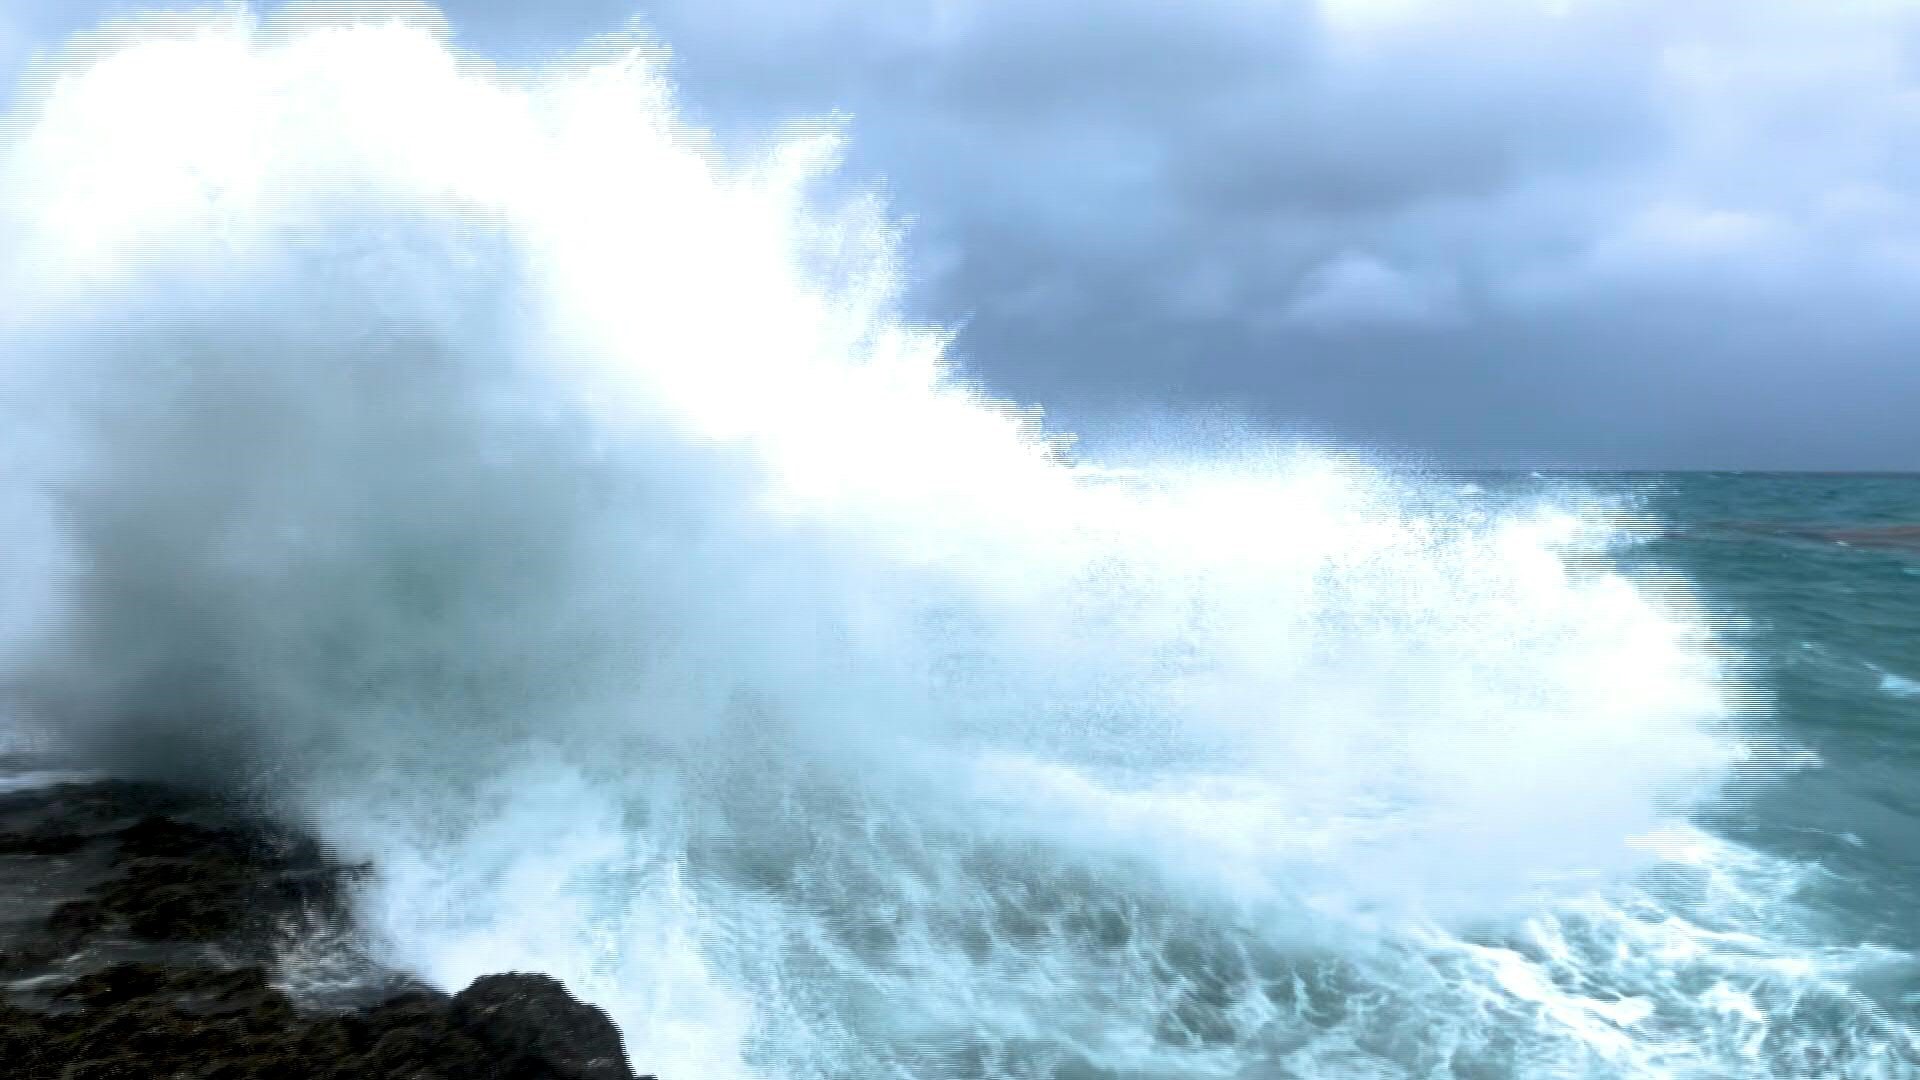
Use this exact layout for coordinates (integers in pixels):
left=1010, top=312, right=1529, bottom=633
left=4, top=1, right=1919, bottom=469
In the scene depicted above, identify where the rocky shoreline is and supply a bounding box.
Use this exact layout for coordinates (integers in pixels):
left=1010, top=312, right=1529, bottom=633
left=0, top=774, right=652, bottom=1080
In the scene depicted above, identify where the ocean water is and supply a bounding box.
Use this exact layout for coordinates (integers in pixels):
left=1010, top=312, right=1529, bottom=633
left=0, top=15, right=1916, bottom=1080
left=1632, top=474, right=1920, bottom=983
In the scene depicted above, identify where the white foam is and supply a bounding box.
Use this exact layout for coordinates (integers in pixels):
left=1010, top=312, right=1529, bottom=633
left=1881, top=672, right=1920, bottom=698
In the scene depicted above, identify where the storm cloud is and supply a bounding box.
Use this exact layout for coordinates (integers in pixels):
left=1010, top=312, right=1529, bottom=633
left=7, top=0, right=1920, bottom=467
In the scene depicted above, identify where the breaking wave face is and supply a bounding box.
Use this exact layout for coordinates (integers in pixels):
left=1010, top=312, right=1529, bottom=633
left=1, top=13, right=1893, bottom=1079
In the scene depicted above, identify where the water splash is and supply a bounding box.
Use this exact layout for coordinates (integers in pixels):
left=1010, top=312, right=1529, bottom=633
left=0, top=11, right=1847, bottom=1079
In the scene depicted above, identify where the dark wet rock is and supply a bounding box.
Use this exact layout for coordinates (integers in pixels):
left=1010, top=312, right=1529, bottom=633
left=1, top=963, right=638, bottom=1078
left=114, top=814, right=262, bottom=861
left=0, top=831, right=88, bottom=857
left=0, top=777, right=651, bottom=1080
left=453, top=972, right=640, bottom=1080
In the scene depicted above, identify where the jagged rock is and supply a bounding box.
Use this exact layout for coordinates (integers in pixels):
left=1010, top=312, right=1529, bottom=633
left=0, top=961, right=643, bottom=1080
left=452, top=972, right=639, bottom=1080
left=0, top=778, right=656, bottom=1080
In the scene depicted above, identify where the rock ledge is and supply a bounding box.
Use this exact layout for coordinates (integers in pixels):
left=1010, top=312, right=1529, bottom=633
left=0, top=778, right=653, bottom=1080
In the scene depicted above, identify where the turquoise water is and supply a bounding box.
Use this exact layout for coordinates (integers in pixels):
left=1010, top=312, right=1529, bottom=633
left=1636, top=474, right=1920, bottom=976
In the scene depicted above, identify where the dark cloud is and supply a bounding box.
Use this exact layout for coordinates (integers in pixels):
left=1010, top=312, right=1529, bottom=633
left=6, top=0, right=1920, bottom=467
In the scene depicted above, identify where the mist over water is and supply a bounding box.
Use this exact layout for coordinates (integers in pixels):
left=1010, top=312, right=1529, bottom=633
left=0, top=12, right=1897, bottom=1078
